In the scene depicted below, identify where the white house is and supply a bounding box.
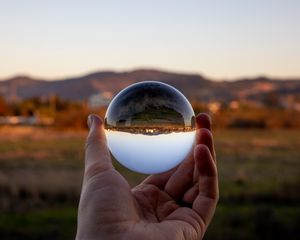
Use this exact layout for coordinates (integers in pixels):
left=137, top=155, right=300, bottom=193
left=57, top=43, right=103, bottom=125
left=88, top=92, right=113, bottom=108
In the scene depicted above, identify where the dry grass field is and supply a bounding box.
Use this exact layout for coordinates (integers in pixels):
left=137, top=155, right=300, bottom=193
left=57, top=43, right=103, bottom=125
left=0, top=126, right=299, bottom=239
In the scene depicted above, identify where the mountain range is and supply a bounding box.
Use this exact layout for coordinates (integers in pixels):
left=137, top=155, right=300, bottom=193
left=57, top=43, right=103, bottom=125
left=1, top=69, right=300, bottom=103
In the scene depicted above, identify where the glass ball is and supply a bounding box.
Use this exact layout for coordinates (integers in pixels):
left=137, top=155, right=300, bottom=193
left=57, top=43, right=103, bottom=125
left=104, top=81, right=196, bottom=174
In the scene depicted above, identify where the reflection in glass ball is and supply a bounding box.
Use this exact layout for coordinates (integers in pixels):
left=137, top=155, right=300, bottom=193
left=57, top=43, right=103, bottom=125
left=104, top=81, right=196, bottom=174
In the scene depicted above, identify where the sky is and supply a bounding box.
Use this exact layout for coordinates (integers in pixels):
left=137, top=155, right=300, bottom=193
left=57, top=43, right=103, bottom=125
left=1, top=0, right=300, bottom=80
left=106, top=130, right=195, bottom=174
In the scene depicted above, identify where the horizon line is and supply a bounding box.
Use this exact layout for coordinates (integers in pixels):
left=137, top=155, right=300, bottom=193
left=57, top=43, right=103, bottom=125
left=1, top=67, right=300, bottom=82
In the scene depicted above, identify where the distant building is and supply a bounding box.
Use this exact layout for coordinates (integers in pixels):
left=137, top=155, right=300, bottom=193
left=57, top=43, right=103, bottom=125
left=88, top=92, right=113, bottom=108
left=208, top=101, right=221, bottom=114
left=229, top=101, right=239, bottom=109
left=0, top=115, right=54, bottom=126
left=279, top=95, right=300, bottom=111
left=116, top=119, right=131, bottom=127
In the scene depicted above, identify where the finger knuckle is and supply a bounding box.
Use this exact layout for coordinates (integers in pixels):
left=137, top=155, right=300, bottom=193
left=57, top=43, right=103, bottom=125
left=200, top=128, right=213, bottom=139
left=85, top=134, right=102, bottom=150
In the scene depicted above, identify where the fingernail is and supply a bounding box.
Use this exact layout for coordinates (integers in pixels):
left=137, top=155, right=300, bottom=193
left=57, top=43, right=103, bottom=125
left=87, top=115, right=93, bottom=129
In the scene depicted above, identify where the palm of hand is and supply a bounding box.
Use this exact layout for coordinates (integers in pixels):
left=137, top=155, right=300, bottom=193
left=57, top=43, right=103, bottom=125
left=132, top=182, right=202, bottom=240
left=77, top=114, right=218, bottom=240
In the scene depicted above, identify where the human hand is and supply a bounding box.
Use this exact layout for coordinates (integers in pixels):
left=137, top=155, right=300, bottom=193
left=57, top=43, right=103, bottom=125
left=76, top=113, right=218, bottom=240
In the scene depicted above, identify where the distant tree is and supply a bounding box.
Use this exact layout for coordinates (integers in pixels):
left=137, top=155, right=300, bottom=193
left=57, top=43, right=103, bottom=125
left=54, top=107, right=89, bottom=130
left=264, top=92, right=280, bottom=108
left=192, top=101, right=207, bottom=114
left=0, top=95, right=8, bottom=116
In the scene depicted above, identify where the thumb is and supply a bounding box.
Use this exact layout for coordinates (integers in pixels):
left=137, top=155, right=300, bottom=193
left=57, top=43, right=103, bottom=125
left=85, top=114, right=112, bottom=175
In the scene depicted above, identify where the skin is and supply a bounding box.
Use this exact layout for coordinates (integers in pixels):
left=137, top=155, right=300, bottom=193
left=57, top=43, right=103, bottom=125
left=76, top=113, right=218, bottom=240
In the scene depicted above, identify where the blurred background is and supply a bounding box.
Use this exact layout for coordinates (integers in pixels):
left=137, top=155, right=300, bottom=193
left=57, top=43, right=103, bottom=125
left=1, top=1, right=300, bottom=239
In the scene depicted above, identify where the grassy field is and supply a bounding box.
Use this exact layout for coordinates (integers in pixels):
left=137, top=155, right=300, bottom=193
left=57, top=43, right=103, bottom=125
left=0, top=126, right=299, bottom=239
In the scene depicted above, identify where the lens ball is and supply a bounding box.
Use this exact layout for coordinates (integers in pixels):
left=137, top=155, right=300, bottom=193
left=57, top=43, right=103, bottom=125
left=104, top=81, right=196, bottom=174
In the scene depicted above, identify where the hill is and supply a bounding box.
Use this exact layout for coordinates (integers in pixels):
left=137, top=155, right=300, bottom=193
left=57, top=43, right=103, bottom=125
left=1, top=69, right=300, bottom=103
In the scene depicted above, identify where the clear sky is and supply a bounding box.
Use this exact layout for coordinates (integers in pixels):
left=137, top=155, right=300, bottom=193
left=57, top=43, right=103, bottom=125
left=1, top=0, right=300, bottom=80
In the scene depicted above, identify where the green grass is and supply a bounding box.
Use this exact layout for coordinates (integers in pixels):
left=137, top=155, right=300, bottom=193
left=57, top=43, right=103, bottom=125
left=1, top=204, right=299, bottom=240
left=0, top=137, right=85, bottom=167
left=205, top=203, right=300, bottom=240
left=0, top=127, right=300, bottom=239
left=215, top=129, right=300, bottom=201
left=0, top=206, right=77, bottom=240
